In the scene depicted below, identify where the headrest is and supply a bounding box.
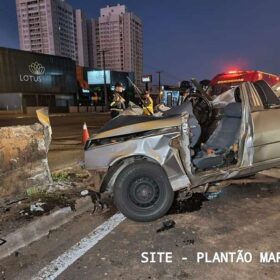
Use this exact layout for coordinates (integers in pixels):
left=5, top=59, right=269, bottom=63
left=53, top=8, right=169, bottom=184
left=224, top=102, right=242, bottom=118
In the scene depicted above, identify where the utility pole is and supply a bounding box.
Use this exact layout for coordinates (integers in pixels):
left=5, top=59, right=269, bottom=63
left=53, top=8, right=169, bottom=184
left=157, top=71, right=163, bottom=102
left=101, top=50, right=109, bottom=111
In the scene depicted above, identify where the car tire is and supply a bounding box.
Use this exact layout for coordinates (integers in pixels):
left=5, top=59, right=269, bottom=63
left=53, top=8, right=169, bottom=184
left=113, top=161, right=174, bottom=222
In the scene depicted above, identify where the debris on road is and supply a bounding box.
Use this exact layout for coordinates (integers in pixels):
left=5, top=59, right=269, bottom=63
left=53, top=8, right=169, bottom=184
left=0, top=164, right=112, bottom=238
left=30, top=202, right=45, bottom=213
left=81, top=190, right=89, bottom=196
left=156, top=220, right=176, bottom=233
left=204, top=191, right=222, bottom=200
left=169, top=193, right=208, bottom=214
left=79, top=189, right=109, bottom=213
left=184, top=239, right=195, bottom=245
left=5, top=198, right=27, bottom=206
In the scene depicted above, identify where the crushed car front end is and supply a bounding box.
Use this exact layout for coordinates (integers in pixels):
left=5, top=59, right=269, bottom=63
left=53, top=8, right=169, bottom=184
left=84, top=114, right=191, bottom=194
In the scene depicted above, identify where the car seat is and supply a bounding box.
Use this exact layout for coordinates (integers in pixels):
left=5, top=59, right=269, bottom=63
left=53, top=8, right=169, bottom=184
left=192, top=102, right=242, bottom=170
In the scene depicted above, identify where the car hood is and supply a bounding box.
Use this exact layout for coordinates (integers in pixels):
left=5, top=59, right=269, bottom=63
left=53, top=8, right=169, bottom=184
left=92, top=114, right=183, bottom=140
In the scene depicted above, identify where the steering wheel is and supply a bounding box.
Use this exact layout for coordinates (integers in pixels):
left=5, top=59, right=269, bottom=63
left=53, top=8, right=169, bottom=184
left=185, top=93, right=213, bottom=125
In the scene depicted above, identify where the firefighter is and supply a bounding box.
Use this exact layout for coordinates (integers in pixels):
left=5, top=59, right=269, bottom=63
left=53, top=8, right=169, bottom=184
left=141, top=90, right=154, bottom=115
left=110, top=82, right=126, bottom=118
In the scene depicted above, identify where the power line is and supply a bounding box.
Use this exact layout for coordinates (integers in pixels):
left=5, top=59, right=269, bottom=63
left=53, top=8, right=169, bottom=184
left=143, top=63, right=187, bottom=83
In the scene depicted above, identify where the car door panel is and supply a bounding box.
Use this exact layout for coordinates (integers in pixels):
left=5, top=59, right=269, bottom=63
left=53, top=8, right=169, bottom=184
left=252, top=108, right=280, bottom=163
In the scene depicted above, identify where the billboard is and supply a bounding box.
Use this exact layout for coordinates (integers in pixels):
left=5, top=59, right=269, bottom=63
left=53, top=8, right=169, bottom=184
left=87, top=70, right=111, bottom=85
left=0, top=47, right=77, bottom=94
left=142, top=75, right=152, bottom=83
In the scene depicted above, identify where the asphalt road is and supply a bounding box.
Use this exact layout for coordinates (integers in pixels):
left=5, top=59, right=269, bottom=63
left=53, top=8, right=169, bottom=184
left=1, top=177, right=280, bottom=280
left=0, top=112, right=111, bottom=171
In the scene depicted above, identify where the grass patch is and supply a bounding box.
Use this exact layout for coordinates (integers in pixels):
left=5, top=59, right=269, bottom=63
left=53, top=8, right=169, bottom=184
left=52, top=171, right=69, bottom=182
left=26, top=186, right=47, bottom=201
left=26, top=186, right=76, bottom=210
left=51, top=169, right=90, bottom=182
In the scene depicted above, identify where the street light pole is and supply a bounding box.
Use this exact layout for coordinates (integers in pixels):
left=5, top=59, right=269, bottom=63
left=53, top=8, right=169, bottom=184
left=101, top=50, right=108, bottom=111
left=157, top=71, right=163, bottom=102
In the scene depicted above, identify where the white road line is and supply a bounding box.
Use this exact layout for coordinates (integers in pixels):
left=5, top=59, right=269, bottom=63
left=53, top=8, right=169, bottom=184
left=32, top=213, right=126, bottom=280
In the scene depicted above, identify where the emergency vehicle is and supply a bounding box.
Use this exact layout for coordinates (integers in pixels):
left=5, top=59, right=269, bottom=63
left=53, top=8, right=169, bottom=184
left=209, top=70, right=279, bottom=96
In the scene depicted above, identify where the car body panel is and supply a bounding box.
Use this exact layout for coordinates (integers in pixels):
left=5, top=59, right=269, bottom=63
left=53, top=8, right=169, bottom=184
left=92, top=115, right=182, bottom=140
left=86, top=121, right=191, bottom=191
left=252, top=109, right=280, bottom=163
left=243, top=81, right=280, bottom=164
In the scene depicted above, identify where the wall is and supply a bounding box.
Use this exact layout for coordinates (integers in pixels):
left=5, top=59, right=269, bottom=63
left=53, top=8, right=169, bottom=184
left=0, top=124, right=52, bottom=197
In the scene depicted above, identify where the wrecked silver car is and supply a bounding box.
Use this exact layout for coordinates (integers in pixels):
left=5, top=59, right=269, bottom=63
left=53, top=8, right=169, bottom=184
left=85, top=80, right=280, bottom=222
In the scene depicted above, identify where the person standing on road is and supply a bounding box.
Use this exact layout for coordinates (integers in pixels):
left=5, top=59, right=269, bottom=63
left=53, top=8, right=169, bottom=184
left=178, top=88, right=190, bottom=105
left=141, top=90, right=154, bottom=115
left=92, top=92, right=99, bottom=111
left=110, top=82, right=126, bottom=118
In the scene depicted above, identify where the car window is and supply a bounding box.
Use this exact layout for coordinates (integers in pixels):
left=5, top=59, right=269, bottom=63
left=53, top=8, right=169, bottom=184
left=254, top=80, right=280, bottom=108
left=210, top=83, right=239, bottom=96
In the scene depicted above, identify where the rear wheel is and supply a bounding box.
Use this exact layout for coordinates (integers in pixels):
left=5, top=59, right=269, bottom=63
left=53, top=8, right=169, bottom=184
left=114, top=161, right=174, bottom=222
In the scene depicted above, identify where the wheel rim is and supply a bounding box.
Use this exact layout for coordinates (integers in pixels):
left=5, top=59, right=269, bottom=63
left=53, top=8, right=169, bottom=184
left=128, top=177, right=160, bottom=208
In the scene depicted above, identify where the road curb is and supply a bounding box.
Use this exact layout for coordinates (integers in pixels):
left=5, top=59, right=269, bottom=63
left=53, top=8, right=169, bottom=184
left=0, top=196, right=94, bottom=261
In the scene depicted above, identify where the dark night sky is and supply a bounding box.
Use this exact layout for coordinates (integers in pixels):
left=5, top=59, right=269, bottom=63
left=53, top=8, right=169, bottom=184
left=0, top=0, right=280, bottom=84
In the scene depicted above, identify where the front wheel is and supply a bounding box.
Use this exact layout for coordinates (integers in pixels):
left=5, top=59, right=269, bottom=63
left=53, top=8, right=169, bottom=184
left=113, top=161, right=174, bottom=222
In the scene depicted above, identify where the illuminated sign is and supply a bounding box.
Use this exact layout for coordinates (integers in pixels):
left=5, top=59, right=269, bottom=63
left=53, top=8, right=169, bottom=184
left=29, top=62, right=45, bottom=75
left=0, top=47, right=76, bottom=94
left=87, top=70, right=111, bottom=85
left=19, top=62, right=46, bottom=83
left=142, top=75, right=152, bottom=83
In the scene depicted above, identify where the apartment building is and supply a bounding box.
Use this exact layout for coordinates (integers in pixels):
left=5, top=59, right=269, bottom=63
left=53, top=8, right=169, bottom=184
left=16, top=0, right=86, bottom=64
left=16, top=2, right=143, bottom=83
left=75, top=9, right=89, bottom=66
left=91, top=4, right=143, bottom=86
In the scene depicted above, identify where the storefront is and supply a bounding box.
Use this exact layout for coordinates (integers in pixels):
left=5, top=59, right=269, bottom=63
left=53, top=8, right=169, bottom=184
left=77, top=68, right=135, bottom=106
left=0, top=47, right=77, bottom=113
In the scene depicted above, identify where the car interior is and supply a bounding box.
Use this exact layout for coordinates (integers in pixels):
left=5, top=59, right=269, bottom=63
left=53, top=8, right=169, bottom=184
left=169, top=80, right=280, bottom=172
left=192, top=100, right=241, bottom=171
left=182, top=87, right=242, bottom=172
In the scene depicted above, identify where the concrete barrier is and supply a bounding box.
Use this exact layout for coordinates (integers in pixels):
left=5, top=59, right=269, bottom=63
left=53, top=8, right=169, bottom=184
left=0, top=123, right=52, bottom=197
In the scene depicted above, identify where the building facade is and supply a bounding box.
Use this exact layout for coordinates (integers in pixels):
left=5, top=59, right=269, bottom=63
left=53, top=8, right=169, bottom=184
left=16, top=0, right=88, bottom=65
left=75, top=9, right=89, bottom=67
left=0, top=47, right=77, bottom=112
left=86, top=18, right=97, bottom=68
left=92, top=4, right=143, bottom=86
